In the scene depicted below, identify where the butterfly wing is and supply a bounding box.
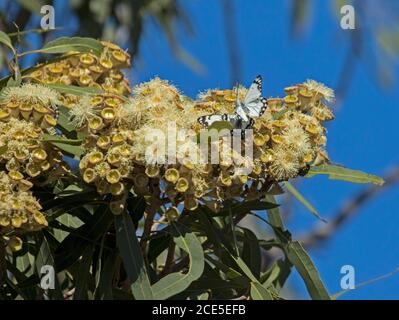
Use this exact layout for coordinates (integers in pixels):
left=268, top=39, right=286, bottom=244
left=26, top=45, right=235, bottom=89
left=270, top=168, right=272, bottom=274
left=198, top=114, right=241, bottom=128
left=242, top=75, right=267, bottom=118
left=236, top=102, right=249, bottom=122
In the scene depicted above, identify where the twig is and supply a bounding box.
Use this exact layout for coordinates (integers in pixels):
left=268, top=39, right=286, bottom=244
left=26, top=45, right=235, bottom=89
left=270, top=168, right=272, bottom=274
left=140, top=179, right=161, bottom=252
left=302, top=166, right=399, bottom=248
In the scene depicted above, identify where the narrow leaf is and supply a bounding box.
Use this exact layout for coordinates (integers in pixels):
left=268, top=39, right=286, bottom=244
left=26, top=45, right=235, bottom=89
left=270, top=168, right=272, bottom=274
left=115, top=214, right=154, bottom=300
left=285, top=181, right=326, bottom=222
left=74, top=245, right=94, bottom=300
left=35, top=235, right=63, bottom=300
left=57, top=105, right=75, bottom=132
left=232, top=256, right=258, bottom=283
left=250, top=281, right=273, bottom=300
left=307, top=164, right=384, bottom=185
left=241, top=228, right=261, bottom=279
left=97, top=252, right=119, bottom=300
left=0, top=31, right=14, bottom=52
left=39, top=37, right=103, bottom=56
left=264, top=195, right=285, bottom=230
left=45, top=83, right=105, bottom=96
left=152, top=223, right=205, bottom=300
left=285, top=241, right=330, bottom=300
left=262, top=258, right=292, bottom=293
left=43, top=134, right=84, bottom=157
left=42, top=134, right=82, bottom=145
left=15, top=0, right=43, bottom=13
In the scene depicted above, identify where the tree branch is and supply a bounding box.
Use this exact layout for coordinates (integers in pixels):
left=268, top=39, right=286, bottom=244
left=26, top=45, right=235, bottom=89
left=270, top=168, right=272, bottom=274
left=302, top=166, right=399, bottom=248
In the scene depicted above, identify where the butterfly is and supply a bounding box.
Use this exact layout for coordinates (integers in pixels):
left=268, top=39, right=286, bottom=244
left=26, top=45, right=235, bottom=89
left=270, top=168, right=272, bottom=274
left=197, top=75, right=267, bottom=133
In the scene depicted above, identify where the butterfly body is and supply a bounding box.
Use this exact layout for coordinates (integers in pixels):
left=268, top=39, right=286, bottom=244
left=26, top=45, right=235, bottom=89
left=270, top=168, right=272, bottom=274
left=197, top=75, right=267, bottom=133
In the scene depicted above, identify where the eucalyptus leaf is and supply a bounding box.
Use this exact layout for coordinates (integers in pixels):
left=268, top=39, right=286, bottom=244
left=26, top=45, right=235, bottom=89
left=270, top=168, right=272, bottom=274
left=42, top=134, right=84, bottom=157
left=307, top=164, right=384, bottom=185
left=15, top=0, right=43, bottom=13
left=0, top=31, right=15, bottom=52
left=285, top=241, right=330, bottom=300
left=284, top=181, right=326, bottom=222
left=250, top=281, right=273, bottom=300
left=241, top=228, right=261, bottom=279
left=152, top=223, right=205, bottom=300
left=97, top=251, right=119, bottom=300
left=115, top=213, right=154, bottom=300
left=35, top=234, right=63, bottom=300
left=46, top=83, right=105, bottom=96
left=57, top=105, right=75, bottom=132
left=37, top=37, right=103, bottom=56
left=74, top=245, right=94, bottom=300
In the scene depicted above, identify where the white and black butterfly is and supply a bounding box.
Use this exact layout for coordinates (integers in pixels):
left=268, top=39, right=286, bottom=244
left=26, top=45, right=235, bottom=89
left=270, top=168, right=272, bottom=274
left=198, top=75, right=267, bottom=133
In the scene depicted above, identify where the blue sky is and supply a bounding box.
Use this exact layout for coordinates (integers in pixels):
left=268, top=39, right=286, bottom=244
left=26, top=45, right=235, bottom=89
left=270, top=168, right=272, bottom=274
left=136, top=0, right=399, bottom=299
left=138, top=0, right=399, bottom=299
left=5, top=0, right=398, bottom=299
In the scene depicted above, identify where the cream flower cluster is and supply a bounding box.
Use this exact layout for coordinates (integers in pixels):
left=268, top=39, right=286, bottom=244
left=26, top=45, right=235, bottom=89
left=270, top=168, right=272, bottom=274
left=72, top=76, right=335, bottom=215
left=0, top=171, right=47, bottom=234
left=27, top=41, right=131, bottom=96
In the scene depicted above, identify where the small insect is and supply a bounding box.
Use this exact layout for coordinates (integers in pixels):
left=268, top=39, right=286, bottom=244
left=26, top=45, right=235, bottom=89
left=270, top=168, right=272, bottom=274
left=298, top=164, right=311, bottom=177
left=197, top=75, right=268, bottom=134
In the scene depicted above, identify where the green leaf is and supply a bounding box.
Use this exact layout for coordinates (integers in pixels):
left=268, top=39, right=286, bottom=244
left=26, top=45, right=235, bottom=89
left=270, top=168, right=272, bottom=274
left=250, top=281, right=273, bottom=300
left=15, top=250, right=34, bottom=277
left=37, top=37, right=103, bottom=56
left=241, top=228, right=261, bottom=279
left=6, top=259, right=37, bottom=299
left=57, top=105, right=75, bottom=132
left=35, top=234, right=63, bottom=300
left=15, top=0, right=43, bottom=13
left=97, top=251, right=119, bottom=300
left=54, top=205, right=112, bottom=271
left=285, top=241, right=330, bottom=300
left=0, top=31, right=15, bottom=52
left=42, top=134, right=84, bottom=157
left=148, top=232, right=172, bottom=263
left=264, top=195, right=285, bottom=230
left=0, top=144, right=7, bottom=156
left=115, top=213, right=154, bottom=300
left=42, top=134, right=82, bottom=145
left=307, top=164, right=385, bottom=185
left=261, top=259, right=292, bottom=293
left=74, top=245, right=94, bottom=300
left=152, top=223, right=205, bottom=300
left=6, top=74, right=22, bottom=87
left=205, top=255, right=246, bottom=282
left=232, top=256, right=258, bottom=283
left=53, top=213, right=84, bottom=242
left=284, top=182, right=326, bottom=222
left=45, top=83, right=105, bottom=96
